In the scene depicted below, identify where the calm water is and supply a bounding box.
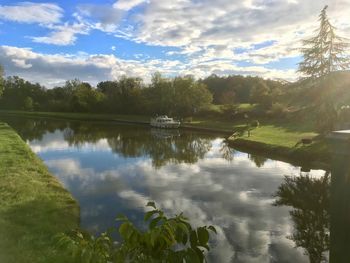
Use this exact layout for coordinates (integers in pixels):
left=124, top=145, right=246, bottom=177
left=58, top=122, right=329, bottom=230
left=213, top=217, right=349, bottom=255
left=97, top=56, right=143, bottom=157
left=1, top=116, right=331, bottom=263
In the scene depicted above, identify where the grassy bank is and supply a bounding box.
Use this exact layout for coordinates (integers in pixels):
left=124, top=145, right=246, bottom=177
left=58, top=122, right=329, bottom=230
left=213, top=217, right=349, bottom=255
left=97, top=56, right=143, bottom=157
left=0, top=122, right=79, bottom=263
left=227, top=122, right=330, bottom=166
left=0, top=110, right=331, bottom=165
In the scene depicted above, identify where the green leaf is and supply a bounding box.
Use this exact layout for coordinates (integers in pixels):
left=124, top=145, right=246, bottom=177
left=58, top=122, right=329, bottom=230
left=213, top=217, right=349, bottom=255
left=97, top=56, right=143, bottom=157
left=129, top=231, right=139, bottom=246
left=197, top=227, right=209, bottom=245
left=162, top=232, right=173, bottom=246
left=150, top=230, right=158, bottom=246
left=82, top=248, right=92, bottom=263
left=119, top=222, right=132, bottom=240
left=146, top=201, right=156, bottom=209
left=144, top=210, right=158, bottom=221
left=178, top=222, right=190, bottom=234
left=150, top=217, right=163, bottom=229
left=208, top=225, right=217, bottom=234
left=186, top=248, right=200, bottom=263
left=193, top=246, right=204, bottom=263
left=182, top=233, right=188, bottom=245
left=115, top=214, right=128, bottom=221
left=190, top=230, right=198, bottom=248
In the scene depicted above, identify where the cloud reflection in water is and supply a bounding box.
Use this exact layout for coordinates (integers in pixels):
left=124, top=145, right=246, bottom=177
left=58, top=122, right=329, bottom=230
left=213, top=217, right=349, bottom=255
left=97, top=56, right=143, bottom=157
left=27, top=126, right=325, bottom=263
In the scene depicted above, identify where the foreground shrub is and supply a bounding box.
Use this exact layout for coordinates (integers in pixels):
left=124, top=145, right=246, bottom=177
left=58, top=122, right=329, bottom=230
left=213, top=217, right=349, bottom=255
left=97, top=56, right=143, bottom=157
left=56, top=202, right=216, bottom=263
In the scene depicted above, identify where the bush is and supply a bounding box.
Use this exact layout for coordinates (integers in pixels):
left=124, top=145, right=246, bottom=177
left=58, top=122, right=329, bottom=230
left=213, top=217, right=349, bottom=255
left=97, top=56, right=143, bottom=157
left=315, top=103, right=338, bottom=134
left=268, top=103, right=287, bottom=118
left=23, top=96, right=34, bottom=111
left=250, top=120, right=260, bottom=128
left=221, top=104, right=239, bottom=119
left=56, top=202, right=216, bottom=263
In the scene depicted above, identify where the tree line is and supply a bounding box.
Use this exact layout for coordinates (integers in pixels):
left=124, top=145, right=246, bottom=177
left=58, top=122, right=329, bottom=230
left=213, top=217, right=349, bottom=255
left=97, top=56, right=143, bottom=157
left=0, top=71, right=284, bottom=117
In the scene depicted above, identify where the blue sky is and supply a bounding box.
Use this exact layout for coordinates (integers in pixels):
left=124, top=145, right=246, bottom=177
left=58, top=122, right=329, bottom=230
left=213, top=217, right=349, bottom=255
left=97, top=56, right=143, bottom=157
left=0, top=0, right=349, bottom=87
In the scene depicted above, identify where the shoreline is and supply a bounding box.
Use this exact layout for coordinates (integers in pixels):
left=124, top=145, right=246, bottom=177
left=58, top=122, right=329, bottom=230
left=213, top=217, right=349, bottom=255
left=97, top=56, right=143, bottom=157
left=0, top=122, right=79, bottom=263
left=0, top=110, right=330, bottom=169
left=229, top=138, right=330, bottom=170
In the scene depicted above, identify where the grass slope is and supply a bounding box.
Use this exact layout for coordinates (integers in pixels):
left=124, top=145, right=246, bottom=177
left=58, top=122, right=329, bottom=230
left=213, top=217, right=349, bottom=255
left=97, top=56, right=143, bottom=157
left=0, top=122, right=79, bottom=263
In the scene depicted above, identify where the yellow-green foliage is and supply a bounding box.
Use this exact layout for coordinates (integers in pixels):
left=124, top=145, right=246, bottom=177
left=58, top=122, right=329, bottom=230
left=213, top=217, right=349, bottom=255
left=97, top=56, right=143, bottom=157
left=57, top=202, right=216, bottom=263
left=0, top=122, right=79, bottom=263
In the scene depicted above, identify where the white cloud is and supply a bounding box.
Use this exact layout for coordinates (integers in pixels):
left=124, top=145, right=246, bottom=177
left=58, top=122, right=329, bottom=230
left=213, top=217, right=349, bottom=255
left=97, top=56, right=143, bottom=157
left=76, top=4, right=124, bottom=32
left=31, top=23, right=90, bottom=46
left=11, top=58, right=32, bottom=69
left=113, top=0, right=148, bottom=11
left=0, top=45, right=298, bottom=87
left=121, top=0, right=350, bottom=64
left=0, top=2, right=63, bottom=24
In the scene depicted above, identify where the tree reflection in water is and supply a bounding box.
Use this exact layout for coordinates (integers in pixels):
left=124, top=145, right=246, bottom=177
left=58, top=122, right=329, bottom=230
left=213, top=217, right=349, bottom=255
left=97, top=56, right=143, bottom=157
left=1, top=116, right=218, bottom=168
left=219, top=141, right=235, bottom=162
left=274, top=172, right=330, bottom=263
left=248, top=153, right=268, bottom=168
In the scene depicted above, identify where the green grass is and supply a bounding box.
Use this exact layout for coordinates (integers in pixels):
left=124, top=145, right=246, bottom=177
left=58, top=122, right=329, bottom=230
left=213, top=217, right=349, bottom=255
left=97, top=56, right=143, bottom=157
left=202, top=103, right=257, bottom=113
left=0, top=122, right=79, bottom=263
left=241, top=124, right=318, bottom=148
left=237, top=103, right=257, bottom=111
left=187, top=117, right=318, bottom=147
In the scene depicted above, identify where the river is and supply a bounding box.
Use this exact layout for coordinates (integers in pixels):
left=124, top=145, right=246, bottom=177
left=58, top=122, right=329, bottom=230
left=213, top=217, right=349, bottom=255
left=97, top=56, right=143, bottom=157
left=1, top=116, right=330, bottom=263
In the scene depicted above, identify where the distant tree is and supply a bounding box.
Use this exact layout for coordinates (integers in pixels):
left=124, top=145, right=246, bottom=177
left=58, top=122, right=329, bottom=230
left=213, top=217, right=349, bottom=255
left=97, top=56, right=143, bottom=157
left=250, top=80, right=272, bottom=108
left=0, top=76, right=47, bottom=110
left=201, top=74, right=283, bottom=104
left=146, top=73, right=174, bottom=115
left=315, top=102, right=338, bottom=134
left=23, top=96, right=34, bottom=111
left=69, top=81, right=105, bottom=112
left=298, top=6, right=350, bottom=79
left=217, top=89, right=235, bottom=104
left=172, top=76, right=213, bottom=117
left=146, top=74, right=212, bottom=117
left=97, top=76, right=143, bottom=114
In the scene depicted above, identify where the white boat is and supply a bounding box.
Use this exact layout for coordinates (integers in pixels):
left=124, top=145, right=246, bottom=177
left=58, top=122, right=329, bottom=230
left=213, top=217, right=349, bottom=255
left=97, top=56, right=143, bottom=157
left=150, top=115, right=180, bottom=129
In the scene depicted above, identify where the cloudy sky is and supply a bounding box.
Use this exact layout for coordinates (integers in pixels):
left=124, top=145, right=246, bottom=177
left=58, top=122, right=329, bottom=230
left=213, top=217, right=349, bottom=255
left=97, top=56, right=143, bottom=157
left=0, top=0, right=349, bottom=87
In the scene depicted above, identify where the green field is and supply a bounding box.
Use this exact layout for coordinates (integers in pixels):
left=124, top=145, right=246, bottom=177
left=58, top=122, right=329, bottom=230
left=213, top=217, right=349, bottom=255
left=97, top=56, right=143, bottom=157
left=0, top=122, right=79, bottom=263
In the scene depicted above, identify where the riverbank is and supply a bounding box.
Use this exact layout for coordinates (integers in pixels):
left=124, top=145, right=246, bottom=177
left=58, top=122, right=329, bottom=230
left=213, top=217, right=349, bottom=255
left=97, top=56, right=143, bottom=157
left=228, top=123, right=331, bottom=168
left=0, top=122, right=79, bottom=263
left=0, top=110, right=331, bottom=167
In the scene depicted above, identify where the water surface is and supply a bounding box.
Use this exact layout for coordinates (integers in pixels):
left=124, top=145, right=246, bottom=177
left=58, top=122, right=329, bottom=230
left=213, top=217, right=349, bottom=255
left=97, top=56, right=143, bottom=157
left=1, top=116, right=330, bottom=263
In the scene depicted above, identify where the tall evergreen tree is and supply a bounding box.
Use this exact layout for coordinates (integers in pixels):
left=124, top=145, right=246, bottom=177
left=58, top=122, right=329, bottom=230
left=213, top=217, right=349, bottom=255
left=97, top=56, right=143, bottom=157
left=298, top=6, right=350, bottom=79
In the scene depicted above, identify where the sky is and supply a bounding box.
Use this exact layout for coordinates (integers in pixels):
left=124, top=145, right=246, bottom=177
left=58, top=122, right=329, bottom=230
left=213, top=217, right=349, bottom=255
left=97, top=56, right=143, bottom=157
left=0, top=0, right=349, bottom=87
